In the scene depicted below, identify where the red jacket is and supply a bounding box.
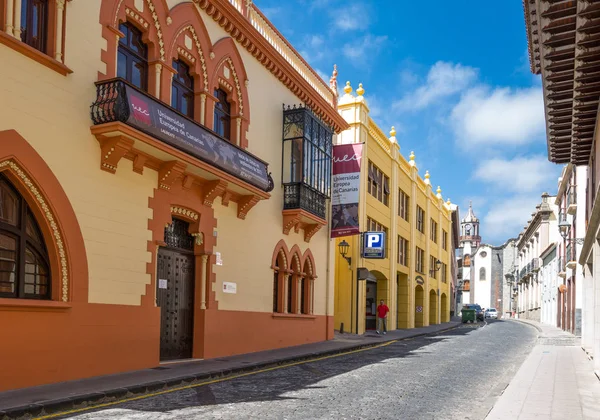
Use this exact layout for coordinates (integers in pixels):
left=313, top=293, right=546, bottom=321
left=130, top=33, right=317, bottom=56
left=377, top=304, right=389, bottom=318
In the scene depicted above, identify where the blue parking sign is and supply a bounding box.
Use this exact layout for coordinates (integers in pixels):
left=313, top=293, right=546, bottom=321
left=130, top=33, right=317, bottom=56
left=362, top=232, right=385, bottom=259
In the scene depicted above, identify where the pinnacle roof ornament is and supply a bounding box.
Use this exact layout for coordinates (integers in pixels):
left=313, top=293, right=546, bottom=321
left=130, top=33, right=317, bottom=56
left=389, top=126, right=397, bottom=144
left=461, top=200, right=479, bottom=223
left=343, top=81, right=352, bottom=95
left=329, top=64, right=338, bottom=97
left=409, top=151, right=416, bottom=167
left=356, top=83, right=365, bottom=97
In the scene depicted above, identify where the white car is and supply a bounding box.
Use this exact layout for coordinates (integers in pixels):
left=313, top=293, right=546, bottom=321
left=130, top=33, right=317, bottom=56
left=485, top=308, right=498, bottom=319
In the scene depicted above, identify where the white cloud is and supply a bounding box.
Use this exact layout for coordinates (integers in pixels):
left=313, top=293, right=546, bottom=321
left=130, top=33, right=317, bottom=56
left=333, top=4, right=366, bottom=31
left=451, top=85, right=545, bottom=146
left=394, top=62, right=478, bottom=110
left=342, top=35, right=387, bottom=60
left=261, top=7, right=282, bottom=20
left=474, top=155, right=559, bottom=194
left=315, top=68, right=330, bottom=84
left=482, top=195, right=543, bottom=241
left=299, top=35, right=326, bottom=63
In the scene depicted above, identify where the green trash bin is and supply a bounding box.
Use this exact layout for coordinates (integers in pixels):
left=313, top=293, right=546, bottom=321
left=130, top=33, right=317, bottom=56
left=461, top=308, right=476, bottom=323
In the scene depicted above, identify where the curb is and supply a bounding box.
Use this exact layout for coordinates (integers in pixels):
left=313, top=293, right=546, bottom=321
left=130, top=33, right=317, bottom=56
left=511, top=319, right=543, bottom=333
left=1, top=323, right=460, bottom=420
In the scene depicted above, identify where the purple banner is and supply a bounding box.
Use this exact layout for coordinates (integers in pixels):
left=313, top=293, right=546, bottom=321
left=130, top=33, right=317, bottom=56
left=331, top=144, right=362, bottom=238
left=124, top=85, right=271, bottom=191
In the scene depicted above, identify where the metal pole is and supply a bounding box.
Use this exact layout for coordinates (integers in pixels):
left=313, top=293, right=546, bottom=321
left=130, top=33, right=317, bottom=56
left=350, top=264, right=353, bottom=334
left=355, top=269, right=359, bottom=334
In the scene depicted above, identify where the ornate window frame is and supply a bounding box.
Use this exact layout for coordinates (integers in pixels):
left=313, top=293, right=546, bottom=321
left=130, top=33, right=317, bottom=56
left=0, top=0, right=72, bottom=75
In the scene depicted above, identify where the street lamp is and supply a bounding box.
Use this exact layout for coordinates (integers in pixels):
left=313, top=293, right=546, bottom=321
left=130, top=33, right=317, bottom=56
left=338, top=240, right=351, bottom=266
left=558, top=215, right=584, bottom=244
left=430, top=259, right=442, bottom=276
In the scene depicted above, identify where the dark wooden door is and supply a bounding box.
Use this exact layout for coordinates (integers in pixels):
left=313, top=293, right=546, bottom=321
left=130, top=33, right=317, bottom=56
left=157, top=248, right=195, bottom=361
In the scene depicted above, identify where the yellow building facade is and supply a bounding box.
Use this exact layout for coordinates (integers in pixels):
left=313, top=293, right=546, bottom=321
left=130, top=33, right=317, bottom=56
left=333, top=82, right=453, bottom=334
left=0, top=0, right=348, bottom=391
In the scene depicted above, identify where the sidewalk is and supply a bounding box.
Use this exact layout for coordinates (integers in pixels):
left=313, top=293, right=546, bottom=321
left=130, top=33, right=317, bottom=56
left=0, top=320, right=460, bottom=419
left=486, top=319, right=600, bottom=420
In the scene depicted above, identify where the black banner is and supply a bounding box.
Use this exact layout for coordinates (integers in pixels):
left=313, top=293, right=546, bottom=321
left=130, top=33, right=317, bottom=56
left=123, top=85, right=271, bottom=191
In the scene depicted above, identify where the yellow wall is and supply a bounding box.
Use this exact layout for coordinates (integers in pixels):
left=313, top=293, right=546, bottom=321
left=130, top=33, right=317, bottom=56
left=0, top=0, right=332, bottom=315
left=334, top=86, right=453, bottom=333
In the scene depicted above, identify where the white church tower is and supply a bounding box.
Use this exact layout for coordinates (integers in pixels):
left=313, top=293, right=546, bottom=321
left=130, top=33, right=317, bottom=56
left=458, top=202, right=481, bottom=307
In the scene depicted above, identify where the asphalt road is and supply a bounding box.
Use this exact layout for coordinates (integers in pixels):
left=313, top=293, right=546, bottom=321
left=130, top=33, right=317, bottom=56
left=61, top=320, right=537, bottom=420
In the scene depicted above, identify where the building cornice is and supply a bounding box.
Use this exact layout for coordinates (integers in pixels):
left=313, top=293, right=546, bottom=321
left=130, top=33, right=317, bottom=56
left=540, top=241, right=557, bottom=260
left=194, top=0, right=348, bottom=133
left=555, top=163, right=573, bottom=205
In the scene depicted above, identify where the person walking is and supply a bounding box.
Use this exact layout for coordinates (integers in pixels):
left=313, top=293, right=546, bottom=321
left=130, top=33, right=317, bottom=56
left=376, top=299, right=389, bottom=335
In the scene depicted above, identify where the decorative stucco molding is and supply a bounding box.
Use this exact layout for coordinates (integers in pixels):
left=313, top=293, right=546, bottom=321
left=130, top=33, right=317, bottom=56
left=0, top=160, right=69, bottom=302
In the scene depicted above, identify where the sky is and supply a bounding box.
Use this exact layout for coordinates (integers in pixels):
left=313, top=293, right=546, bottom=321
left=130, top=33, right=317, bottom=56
left=254, top=0, right=562, bottom=245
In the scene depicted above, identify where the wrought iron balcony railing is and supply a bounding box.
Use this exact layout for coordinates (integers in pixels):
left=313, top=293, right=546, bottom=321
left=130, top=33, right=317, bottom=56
left=531, top=257, right=540, bottom=271
left=567, top=184, right=576, bottom=207
left=283, top=182, right=327, bottom=219
left=519, top=265, right=527, bottom=280
left=90, top=78, right=274, bottom=192
left=558, top=256, right=565, bottom=273
left=566, top=243, right=575, bottom=262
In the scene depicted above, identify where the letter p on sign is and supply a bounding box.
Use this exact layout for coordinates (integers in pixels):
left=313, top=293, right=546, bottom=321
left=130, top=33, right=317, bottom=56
left=367, top=233, right=382, bottom=248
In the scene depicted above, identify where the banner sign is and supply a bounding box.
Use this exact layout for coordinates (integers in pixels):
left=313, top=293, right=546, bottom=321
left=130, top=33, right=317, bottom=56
left=331, top=143, right=362, bottom=238
left=123, top=85, right=271, bottom=191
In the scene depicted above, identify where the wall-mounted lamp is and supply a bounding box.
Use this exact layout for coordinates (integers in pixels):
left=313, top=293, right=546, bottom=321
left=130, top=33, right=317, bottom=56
left=429, top=259, right=442, bottom=276
left=558, top=215, right=584, bottom=244
left=338, top=240, right=352, bottom=266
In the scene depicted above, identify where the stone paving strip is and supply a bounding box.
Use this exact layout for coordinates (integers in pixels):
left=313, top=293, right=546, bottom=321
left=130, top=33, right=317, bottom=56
left=0, top=320, right=462, bottom=420
left=486, top=320, right=600, bottom=420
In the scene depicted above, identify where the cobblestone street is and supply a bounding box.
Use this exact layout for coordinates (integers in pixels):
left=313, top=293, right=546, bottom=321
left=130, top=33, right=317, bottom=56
left=58, top=321, right=536, bottom=420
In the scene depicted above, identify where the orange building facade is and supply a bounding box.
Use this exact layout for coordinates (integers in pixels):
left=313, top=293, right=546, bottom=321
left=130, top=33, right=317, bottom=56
left=0, top=0, right=347, bottom=391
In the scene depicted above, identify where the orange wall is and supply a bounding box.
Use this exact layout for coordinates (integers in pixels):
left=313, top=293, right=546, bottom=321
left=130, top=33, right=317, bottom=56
left=0, top=303, right=160, bottom=391
left=0, top=306, right=333, bottom=391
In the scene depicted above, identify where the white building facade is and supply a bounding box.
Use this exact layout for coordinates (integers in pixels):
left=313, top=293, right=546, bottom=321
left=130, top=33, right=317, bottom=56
left=540, top=244, right=559, bottom=326
left=516, top=193, right=559, bottom=322
left=555, top=164, right=587, bottom=336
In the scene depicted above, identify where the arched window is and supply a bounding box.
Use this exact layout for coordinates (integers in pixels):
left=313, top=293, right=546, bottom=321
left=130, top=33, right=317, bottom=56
left=286, top=274, right=293, bottom=314
left=20, top=0, right=48, bottom=52
left=213, top=88, right=231, bottom=141
left=300, top=276, right=306, bottom=314
left=0, top=175, right=50, bottom=299
left=273, top=270, right=279, bottom=312
left=172, top=60, right=194, bottom=118
left=479, top=267, right=486, bottom=281
left=117, top=22, right=148, bottom=91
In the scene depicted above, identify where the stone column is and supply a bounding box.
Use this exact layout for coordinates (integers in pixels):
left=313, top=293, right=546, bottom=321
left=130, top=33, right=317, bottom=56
left=154, top=64, right=162, bottom=99
left=5, top=0, right=15, bottom=37
left=13, top=0, right=22, bottom=39
left=200, top=93, right=207, bottom=125
left=54, top=0, right=65, bottom=61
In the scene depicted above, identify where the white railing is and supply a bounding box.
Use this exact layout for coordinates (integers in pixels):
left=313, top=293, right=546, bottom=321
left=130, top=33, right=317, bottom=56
left=228, top=0, right=243, bottom=13
left=246, top=7, right=335, bottom=106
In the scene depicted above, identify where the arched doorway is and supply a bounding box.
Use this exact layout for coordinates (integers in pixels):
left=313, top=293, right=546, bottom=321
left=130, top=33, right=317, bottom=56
left=366, top=271, right=388, bottom=331
left=441, top=293, right=448, bottom=322
left=429, top=289, right=438, bottom=325
left=415, top=285, right=424, bottom=327
left=157, top=217, right=196, bottom=361
left=397, top=272, right=409, bottom=328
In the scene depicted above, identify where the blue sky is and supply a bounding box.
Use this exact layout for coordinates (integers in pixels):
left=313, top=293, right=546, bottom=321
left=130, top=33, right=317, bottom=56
left=255, top=0, right=561, bottom=245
